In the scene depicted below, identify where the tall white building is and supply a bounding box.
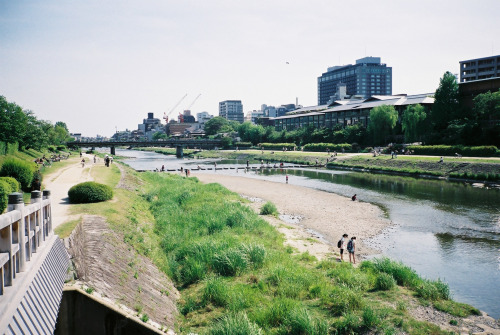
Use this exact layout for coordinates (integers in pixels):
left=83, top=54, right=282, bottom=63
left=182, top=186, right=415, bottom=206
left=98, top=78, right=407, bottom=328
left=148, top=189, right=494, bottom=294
left=219, top=100, right=244, bottom=123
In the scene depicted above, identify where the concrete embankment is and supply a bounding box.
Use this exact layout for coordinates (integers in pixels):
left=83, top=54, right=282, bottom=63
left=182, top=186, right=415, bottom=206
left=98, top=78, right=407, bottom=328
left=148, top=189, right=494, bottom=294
left=60, top=215, right=178, bottom=333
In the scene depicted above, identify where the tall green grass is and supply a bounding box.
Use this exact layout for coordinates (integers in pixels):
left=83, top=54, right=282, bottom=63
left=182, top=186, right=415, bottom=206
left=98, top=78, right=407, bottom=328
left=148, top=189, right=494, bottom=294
left=140, top=173, right=476, bottom=334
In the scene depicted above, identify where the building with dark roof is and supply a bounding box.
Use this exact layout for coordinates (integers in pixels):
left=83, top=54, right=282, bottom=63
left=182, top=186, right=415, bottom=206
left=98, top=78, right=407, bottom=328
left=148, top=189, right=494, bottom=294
left=317, top=57, right=392, bottom=105
left=459, top=55, right=500, bottom=83
left=273, top=94, right=433, bottom=131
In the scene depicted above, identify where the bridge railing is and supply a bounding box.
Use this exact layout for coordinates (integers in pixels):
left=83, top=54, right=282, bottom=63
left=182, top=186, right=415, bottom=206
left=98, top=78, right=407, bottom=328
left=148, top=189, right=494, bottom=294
left=0, top=190, right=52, bottom=296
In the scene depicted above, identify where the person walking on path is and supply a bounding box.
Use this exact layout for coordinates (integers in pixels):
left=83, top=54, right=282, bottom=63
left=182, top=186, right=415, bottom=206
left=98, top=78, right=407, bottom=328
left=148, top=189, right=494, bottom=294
left=347, top=236, right=356, bottom=264
left=339, top=233, right=348, bottom=262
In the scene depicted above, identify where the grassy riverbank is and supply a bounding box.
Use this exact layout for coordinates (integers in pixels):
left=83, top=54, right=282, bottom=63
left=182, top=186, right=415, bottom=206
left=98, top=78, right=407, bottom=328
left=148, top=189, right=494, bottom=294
left=50, top=160, right=488, bottom=334
left=327, top=155, right=500, bottom=182
left=140, top=171, right=480, bottom=334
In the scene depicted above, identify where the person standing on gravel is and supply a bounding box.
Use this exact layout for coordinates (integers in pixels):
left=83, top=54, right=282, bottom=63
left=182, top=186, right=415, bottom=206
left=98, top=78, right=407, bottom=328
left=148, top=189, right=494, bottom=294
left=347, top=236, right=356, bottom=264
left=339, top=233, right=348, bottom=262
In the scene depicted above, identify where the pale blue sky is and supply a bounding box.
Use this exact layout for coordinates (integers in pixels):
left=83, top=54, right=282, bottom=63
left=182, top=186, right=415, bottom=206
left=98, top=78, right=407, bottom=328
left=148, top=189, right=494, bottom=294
left=1, top=0, right=499, bottom=136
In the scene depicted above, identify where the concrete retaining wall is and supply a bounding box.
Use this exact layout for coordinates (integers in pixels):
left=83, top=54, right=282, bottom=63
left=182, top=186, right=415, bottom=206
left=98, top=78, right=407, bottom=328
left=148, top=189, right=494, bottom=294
left=0, top=236, right=69, bottom=334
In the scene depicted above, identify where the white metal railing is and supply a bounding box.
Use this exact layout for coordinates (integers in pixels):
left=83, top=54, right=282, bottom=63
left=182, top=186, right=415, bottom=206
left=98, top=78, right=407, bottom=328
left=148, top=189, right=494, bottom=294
left=0, top=190, right=52, bottom=295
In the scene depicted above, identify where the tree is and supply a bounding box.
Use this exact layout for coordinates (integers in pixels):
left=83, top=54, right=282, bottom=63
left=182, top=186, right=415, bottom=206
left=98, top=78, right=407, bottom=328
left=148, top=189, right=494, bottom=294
left=54, top=121, right=69, bottom=132
left=472, top=89, right=500, bottom=122
left=20, top=112, right=49, bottom=150
left=402, top=104, right=427, bottom=143
left=152, top=131, right=168, bottom=140
left=204, top=117, right=234, bottom=135
left=0, top=96, right=27, bottom=145
left=367, top=105, right=398, bottom=145
left=431, top=71, right=459, bottom=131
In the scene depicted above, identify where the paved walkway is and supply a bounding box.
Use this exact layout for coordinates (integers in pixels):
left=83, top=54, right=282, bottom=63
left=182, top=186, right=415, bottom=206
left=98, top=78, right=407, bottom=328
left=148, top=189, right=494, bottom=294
left=43, top=155, right=94, bottom=228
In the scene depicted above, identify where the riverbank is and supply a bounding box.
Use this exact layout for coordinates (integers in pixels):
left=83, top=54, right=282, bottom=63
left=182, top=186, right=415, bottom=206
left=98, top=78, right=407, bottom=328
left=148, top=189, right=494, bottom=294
left=133, top=146, right=500, bottom=183
left=327, top=154, right=500, bottom=183
left=42, top=153, right=499, bottom=334
left=194, top=173, right=388, bottom=260
left=142, top=170, right=499, bottom=334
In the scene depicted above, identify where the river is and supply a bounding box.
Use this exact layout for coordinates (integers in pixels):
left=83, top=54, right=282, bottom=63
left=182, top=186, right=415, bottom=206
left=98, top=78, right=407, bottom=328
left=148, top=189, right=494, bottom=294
left=117, top=149, right=500, bottom=318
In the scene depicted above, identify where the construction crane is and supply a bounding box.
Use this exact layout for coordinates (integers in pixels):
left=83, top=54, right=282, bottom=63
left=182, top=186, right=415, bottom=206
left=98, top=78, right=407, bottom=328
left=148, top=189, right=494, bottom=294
left=163, top=94, right=187, bottom=123
left=186, top=93, right=201, bottom=110
left=179, top=93, right=201, bottom=123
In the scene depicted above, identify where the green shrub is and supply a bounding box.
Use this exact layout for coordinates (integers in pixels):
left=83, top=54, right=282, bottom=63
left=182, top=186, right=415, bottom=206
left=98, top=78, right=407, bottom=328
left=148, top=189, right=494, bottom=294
left=283, top=307, right=329, bottom=335
left=56, top=145, right=67, bottom=151
left=362, top=306, right=381, bottom=329
left=331, top=312, right=361, bottom=335
left=371, top=258, right=420, bottom=288
left=327, top=262, right=370, bottom=290
left=68, top=181, right=113, bottom=203
left=0, top=180, right=13, bottom=214
left=374, top=273, right=396, bottom=291
left=180, top=257, right=206, bottom=285
left=260, top=201, right=278, bottom=216
left=0, top=157, right=35, bottom=191
left=434, top=300, right=480, bottom=317
left=235, top=142, right=252, bottom=148
left=140, top=314, right=149, bottom=322
left=180, top=296, right=199, bottom=315
left=321, top=286, right=364, bottom=316
left=212, top=248, right=248, bottom=276
left=0, top=177, right=20, bottom=192
left=415, top=279, right=450, bottom=301
left=258, top=143, right=296, bottom=151
left=303, top=143, right=352, bottom=152
left=405, top=145, right=497, bottom=157
left=255, top=298, right=298, bottom=327
left=203, top=276, right=229, bottom=307
left=240, top=243, right=266, bottom=268
left=208, top=312, right=262, bottom=335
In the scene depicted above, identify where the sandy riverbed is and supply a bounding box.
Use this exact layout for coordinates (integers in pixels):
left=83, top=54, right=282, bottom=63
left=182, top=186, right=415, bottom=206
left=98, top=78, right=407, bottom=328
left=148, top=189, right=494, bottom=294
left=195, top=173, right=391, bottom=261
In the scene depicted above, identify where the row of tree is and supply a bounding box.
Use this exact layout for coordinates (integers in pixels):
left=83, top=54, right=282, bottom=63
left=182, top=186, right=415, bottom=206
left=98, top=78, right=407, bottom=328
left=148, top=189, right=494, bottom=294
left=0, top=96, right=72, bottom=151
left=203, top=72, right=500, bottom=147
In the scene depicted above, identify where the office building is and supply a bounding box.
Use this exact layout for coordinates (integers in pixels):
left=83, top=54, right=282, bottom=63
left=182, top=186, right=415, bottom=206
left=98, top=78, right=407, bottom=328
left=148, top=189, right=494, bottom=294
left=317, top=57, right=392, bottom=104
left=460, top=55, right=500, bottom=82
left=219, top=100, right=244, bottom=122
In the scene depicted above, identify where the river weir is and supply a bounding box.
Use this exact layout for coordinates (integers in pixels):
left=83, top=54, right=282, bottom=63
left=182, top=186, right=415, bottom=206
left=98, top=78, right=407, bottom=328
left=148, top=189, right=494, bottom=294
left=118, top=149, right=500, bottom=319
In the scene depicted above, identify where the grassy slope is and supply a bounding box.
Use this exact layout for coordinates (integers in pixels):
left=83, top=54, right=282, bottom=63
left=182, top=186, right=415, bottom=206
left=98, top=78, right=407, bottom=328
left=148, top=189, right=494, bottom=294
left=140, top=172, right=478, bottom=334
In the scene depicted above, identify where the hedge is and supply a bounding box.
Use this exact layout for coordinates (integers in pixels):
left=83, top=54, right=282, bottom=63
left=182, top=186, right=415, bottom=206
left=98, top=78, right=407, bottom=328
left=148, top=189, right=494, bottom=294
left=68, top=182, right=113, bottom=204
left=234, top=142, right=252, bottom=148
left=303, top=143, right=352, bottom=152
left=0, top=177, right=20, bottom=193
left=258, top=143, right=296, bottom=150
left=0, top=142, right=18, bottom=155
left=0, top=180, right=14, bottom=214
left=405, top=145, right=498, bottom=157
left=0, top=157, right=36, bottom=191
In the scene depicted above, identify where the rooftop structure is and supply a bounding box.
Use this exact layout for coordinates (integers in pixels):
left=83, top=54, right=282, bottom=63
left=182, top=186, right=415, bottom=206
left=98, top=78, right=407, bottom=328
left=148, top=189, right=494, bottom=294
left=318, top=57, right=392, bottom=104
left=274, top=93, right=433, bottom=131
left=460, top=55, right=500, bottom=83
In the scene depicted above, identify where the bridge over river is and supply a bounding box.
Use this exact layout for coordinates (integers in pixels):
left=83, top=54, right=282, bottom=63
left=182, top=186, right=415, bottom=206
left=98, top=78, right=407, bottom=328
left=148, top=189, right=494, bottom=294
left=68, top=139, right=223, bottom=157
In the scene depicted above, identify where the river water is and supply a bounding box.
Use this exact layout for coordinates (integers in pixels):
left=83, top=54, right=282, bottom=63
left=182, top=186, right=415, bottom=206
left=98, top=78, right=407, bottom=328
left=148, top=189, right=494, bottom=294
left=117, top=149, right=500, bottom=318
